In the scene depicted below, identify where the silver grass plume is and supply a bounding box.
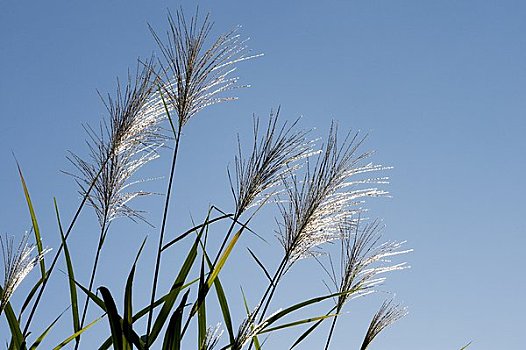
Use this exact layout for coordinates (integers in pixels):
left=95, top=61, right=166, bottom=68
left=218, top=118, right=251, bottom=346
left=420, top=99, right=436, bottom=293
left=67, top=59, right=165, bottom=225
left=230, top=110, right=317, bottom=216
left=277, top=123, right=391, bottom=266
left=232, top=310, right=257, bottom=350
left=201, top=324, right=223, bottom=350
left=151, top=9, right=262, bottom=127
left=331, top=220, right=411, bottom=312
left=0, top=233, right=50, bottom=312
left=231, top=308, right=275, bottom=350
left=360, top=299, right=407, bottom=350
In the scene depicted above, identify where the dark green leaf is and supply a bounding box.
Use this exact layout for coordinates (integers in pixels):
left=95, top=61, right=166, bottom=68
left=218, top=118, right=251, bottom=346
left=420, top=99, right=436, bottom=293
left=240, top=288, right=260, bottom=350
left=54, top=199, right=80, bottom=342
left=52, top=316, right=102, bottom=350
left=1, top=286, right=25, bottom=349
left=148, top=231, right=202, bottom=345
left=123, top=238, right=146, bottom=350
left=17, top=163, right=46, bottom=279
left=29, top=310, right=65, bottom=349
left=162, top=290, right=190, bottom=350
left=200, top=241, right=235, bottom=345
left=99, top=287, right=123, bottom=350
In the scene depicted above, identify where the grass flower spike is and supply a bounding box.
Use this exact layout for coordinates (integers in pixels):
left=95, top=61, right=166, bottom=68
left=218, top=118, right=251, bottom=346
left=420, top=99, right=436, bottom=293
left=151, top=9, right=262, bottom=128
left=231, top=110, right=317, bottom=215
left=67, top=59, right=166, bottom=339
left=323, top=220, right=410, bottom=349
left=360, top=299, right=408, bottom=350
left=278, top=123, right=391, bottom=265
left=334, top=220, right=411, bottom=308
left=2, top=9, right=413, bottom=350
left=68, top=59, right=164, bottom=224
left=0, top=233, right=50, bottom=313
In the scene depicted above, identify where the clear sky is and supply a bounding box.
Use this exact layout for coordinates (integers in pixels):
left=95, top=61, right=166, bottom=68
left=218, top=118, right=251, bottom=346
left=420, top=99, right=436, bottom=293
left=1, top=1, right=525, bottom=349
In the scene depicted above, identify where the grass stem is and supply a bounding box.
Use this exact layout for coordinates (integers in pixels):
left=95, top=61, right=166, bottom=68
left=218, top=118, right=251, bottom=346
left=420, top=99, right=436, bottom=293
left=145, top=127, right=182, bottom=348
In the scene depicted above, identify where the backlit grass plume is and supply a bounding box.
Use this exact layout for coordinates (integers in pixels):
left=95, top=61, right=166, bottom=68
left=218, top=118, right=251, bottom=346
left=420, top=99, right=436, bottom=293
left=323, top=220, right=411, bottom=349
left=68, top=59, right=164, bottom=225
left=360, top=299, right=408, bottom=350
left=0, top=233, right=49, bottom=314
left=67, top=59, right=166, bottom=339
left=0, top=9, right=419, bottom=350
left=151, top=9, right=262, bottom=128
left=230, top=110, right=317, bottom=216
left=146, top=10, right=260, bottom=341
left=277, top=123, right=390, bottom=266
left=334, top=220, right=411, bottom=307
left=250, top=124, right=392, bottom=336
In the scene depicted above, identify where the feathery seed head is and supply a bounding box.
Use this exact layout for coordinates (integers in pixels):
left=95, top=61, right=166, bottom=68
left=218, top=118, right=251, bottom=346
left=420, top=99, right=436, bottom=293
left=68, top=60, right=165, bottom=225
left=230, top=110, right=317, bottom=215
left=232, top=310, right=258, bottom=350
left=360, top=299, right=407, bottom=350
left=277, top=123, right=391, bottom=266
left=332, top=220, right=411, bottom=311
left=201, top=324, right=223, bottom=350
left=1, top=233, right=50, bottom=313
left=151, top=9, right=262, bottom=127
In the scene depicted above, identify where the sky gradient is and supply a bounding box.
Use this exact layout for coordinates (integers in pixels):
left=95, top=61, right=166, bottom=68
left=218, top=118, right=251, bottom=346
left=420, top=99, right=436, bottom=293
left=1, top=1, right=525, bottom=349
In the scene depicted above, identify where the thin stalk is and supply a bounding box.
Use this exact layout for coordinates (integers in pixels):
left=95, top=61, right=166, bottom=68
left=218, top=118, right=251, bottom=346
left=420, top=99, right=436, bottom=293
left=324, top=314, right=339, bottom=350
left=211, top=218, right=238, bottom=268
left=23, top=161, right=107, bottom=336
left=160, top=213, right=232, bottom=252
left=251, top=257, right=287, bottom=347
left=75, top=211, right=110, bottom=350
left=246, top=253, right=290, bottom=350
left=211, top=194, right=275, bottom=269
left=179, top=215, right=238, bottom=340
left=255, top=255, right=287, bottom=321
left=145, top=127, right=182, bottom=348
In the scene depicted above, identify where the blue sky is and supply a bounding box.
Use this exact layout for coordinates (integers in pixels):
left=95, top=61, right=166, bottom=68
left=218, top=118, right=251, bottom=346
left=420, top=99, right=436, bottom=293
left=1, top=1, right=525, bottom=349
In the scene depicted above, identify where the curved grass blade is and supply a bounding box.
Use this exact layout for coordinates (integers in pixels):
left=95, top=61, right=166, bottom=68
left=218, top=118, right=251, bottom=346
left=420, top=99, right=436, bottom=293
left=54, top=199, right=80, bottom=344
left=259, top=290, right=353, bottom=332
left=162, top=290, right=190, bottom=350
left=124, top=238, right=147, bottom=350
left=149, top=208, right=212, bottom=346
left=52, top=316, right=102, bottom=350
left=148, top=231, right=202, bottom=345
left=289, top=308, right=336, bottom=350
left=161, top=214, right=231, bottom=252
left=74, top=280, right=106, bottom=312
left=17, top=162, right=46, bottom=279
left=1, top=286, right=25, bottom=349
left=29, top=310, right=66, bottom=349
left=199, top=240, right=235, bottom=345
left=241, top=287, right=260, bottom=350
left=197, top=255, right=207, bottom=349
left=98, top=278, right=198, bottom=350
left=206, top=226, right=245, bottom=289
left=124, top=267, right=136, bottom=350
left=99, top=287, right=123, bottom=350
left=260, top=314, right=335, bottom=334
left=247, top=248, right=272, bottom=284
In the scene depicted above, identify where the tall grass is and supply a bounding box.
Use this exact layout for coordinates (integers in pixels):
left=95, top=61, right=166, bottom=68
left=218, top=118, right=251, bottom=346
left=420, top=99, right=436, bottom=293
left=0, top=9, right=414, bottom=350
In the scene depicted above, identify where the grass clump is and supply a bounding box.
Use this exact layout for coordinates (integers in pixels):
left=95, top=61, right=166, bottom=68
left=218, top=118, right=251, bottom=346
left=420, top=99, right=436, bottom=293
left=0, top=9, right=412, bottom=350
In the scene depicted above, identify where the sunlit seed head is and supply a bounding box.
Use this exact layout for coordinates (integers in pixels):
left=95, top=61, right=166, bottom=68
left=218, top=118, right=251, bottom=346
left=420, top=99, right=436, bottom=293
left=151, top=9, right=261, bottom=127
left=277, top=124, right=391, bottom=266
left=67, top=60, right=164, bottom=226
left=1, top=233, right=50, bottom=312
